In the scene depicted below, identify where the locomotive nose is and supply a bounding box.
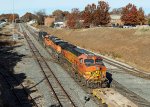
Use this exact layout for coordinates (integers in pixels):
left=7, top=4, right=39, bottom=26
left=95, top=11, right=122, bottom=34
left=96, top=66, right=102, bottom=71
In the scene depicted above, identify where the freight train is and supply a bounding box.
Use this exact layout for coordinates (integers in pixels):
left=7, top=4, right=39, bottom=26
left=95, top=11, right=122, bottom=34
left=38, top=31, right=110, bottom=88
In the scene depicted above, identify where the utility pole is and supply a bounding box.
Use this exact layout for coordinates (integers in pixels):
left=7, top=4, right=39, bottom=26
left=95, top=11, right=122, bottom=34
left=13, top=0, right=14, bottom=23
left=12, top=0, right=15, bottom=40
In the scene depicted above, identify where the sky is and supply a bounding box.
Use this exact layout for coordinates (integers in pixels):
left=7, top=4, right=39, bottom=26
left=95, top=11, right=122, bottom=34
left=0, top=0, right=150, bottom=16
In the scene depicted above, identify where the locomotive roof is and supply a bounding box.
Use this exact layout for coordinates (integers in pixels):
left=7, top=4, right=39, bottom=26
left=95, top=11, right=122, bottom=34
left=65, top=46, right=82, bottom=56
left=60, top=44, right=83, bottom=56
left=51, top=38, right=61, bottom=42
left=55, top=41, right=67, bottom=45
left=49, top=36, right=58, bottom=40
left=53, top=40, right=64, bottom=44
left=75, top=47, right=95, bottom=55
left=39, top=31, right=47, bottom=36
left=58, top=42, right=76, bottom=49
left=57, top=42, right=68, bottom=48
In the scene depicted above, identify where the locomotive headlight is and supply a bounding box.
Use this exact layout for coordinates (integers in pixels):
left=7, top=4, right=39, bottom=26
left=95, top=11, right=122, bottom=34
left=96, top=66, right=99, bottom=70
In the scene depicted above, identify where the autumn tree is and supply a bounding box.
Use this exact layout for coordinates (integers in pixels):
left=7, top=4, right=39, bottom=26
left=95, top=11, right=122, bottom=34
left=21, top=12, right=38, bottom=22
left=121, top=3, right=145, bottom=25
left=52, top=10, right=64, bottom=21
left=9, top=14, right=19, bottom=22
left=138, top=7, right=145, bottom=25
left=93, top=1, right=110, bottom=26
left=67, top=14, right=76, bottom=28
left=62, top=11, right=70, bottom=20
left=67, top=8, right=81, bottom=29
left=0, top=14, right=19, bottom=22
left=82, top=3, right=96, bottom=27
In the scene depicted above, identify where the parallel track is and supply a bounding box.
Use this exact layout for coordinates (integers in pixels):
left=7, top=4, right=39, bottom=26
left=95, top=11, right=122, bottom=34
left=20, top=24, right=76, bottom=107
left=103, top=58, right=150, bottom=79
left=0, top=66, right=38, bottom=107
left=25, top=24, right=150, bottom=107
left=26, top=24, right=150, bottom=79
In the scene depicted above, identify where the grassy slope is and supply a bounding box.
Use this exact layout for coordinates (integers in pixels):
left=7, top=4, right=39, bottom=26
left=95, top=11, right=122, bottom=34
left=38, top=25, right=150, bottom=72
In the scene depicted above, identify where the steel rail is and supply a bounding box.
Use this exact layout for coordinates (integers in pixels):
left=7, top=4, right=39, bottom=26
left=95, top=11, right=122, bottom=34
left=20, top=24, right=76, bottom=107
left=0, top=66, right=38, bottom=107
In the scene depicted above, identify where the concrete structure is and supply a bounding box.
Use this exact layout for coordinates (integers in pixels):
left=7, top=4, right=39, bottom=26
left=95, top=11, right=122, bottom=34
left=110, top=14, right=123, bottom=26
left=44, top=17, right=55, bottom=27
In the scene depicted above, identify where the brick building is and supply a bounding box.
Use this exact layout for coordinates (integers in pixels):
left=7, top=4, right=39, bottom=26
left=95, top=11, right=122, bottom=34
left=110, top=14, right=123, bottom=26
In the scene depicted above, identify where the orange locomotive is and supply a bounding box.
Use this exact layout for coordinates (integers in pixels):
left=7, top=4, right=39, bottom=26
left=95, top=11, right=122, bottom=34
left=41, top=33, right=109, bottom=88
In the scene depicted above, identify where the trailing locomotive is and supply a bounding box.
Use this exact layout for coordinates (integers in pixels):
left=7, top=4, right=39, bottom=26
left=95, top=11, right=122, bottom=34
left=39, top=32, right=109, bottom=88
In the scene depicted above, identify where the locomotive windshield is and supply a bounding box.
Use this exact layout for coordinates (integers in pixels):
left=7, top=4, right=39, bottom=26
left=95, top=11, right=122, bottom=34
left=84, top=59, right=94, bottom=66
left=95, top=59, right=104, bottom=65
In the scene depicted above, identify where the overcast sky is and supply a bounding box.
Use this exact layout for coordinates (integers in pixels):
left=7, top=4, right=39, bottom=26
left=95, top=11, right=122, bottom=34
left=0, top=0, right=150, bottom=16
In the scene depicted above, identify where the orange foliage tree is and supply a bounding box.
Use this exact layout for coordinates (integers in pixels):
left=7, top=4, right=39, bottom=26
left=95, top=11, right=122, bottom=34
left=0, top=14, right=19, bottom=22
left=121, top=3, right=145, bottom=25
left=82, top=1, right=110, bottom=27
left=21, top=12, right=38, bottom=22
left=67, top=8, right=80, bottom=29
left=93, top=1, right=111, bottom=26
left=82, top=3, right=96, bottom=27
left=138, top=7, right=145, bottom=25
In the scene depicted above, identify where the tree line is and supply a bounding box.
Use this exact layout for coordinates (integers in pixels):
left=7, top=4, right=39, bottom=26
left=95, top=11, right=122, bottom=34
left=1, top=1, right=148, bottom=28
left=67, top=1, right=146, bottom=28
left=0, top=14, right=19, bottom=22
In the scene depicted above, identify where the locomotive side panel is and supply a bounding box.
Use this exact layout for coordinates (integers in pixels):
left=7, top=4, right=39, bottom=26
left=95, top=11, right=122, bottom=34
left=41, top=34, right=109, bottom=88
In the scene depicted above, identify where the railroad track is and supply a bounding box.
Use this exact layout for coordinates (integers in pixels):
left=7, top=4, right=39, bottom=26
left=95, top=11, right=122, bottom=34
left=0, top=66, right=38, bottom=107
left=25, top=24, right=150, bottom=107
left=26, top=24, right=150, bottom=79
left=103, top=58, right=150, bottom=79
left=112, top=80, right=150, bottom=107
left=20, top=24, right=76, bottom=107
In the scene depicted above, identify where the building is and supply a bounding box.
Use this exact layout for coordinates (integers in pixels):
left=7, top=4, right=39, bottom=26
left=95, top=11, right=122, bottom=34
left=54, top=22, right=66, bottom=28
left=110, top=14, right=123, bottom=26
left=27, top=19, right=37, bottom=25
left=44, top=17, right=55, bottom=27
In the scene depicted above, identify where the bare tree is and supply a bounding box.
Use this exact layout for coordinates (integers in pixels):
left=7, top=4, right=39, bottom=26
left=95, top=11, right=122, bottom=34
left=110, top=8, right=122, bottom=14
left=35, top=9, right=46, bottom=25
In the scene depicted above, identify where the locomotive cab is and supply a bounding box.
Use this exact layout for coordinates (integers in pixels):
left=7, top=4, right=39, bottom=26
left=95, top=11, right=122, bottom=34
left=77, top=54, right=108, bottom=88
left=44, top=35, right=53, bottom=47
left=38, top=31, right=48, bottom=42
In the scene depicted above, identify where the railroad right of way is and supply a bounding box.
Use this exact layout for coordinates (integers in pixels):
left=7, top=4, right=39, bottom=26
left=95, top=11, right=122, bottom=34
left=26, top=23, right=150, bottom=107
left=19, top=23, right=100, bottom=107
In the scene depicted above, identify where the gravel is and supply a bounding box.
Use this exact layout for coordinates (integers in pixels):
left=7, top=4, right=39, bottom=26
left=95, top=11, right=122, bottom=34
left=27, top=23, right=150, bottom=106
left=20, top=23, right=100, bottom=107
left=105, top=62, right=150, bottom=103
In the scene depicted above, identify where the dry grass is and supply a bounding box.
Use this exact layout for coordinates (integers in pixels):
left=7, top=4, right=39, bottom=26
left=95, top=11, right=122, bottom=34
left=39, top=26, right=150, bottom=72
